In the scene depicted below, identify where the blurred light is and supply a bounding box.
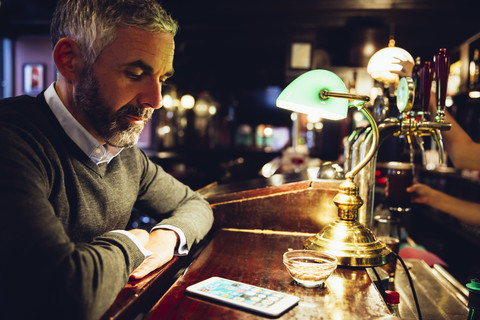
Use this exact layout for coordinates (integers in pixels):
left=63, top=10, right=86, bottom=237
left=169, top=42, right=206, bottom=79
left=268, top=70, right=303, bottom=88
left=157, top=125, right=171, bottom=136
left=445, top=96, right=453, bottom=107
left=314, top=122, right=324, bottom=130
left=195, top=102, right=208, bottom=114
left=180, top=117, right=188, bottom=127
left=363, top=43, right=376, bottom=57
left=469, top=91, right=480, bottom=99
left=166, top=111, right=174, bottom=118
left=306, top=123, right=314, bottom=131
left=270, top=174, right=284, bottom=186
left=307, top=167, right=320, bottom=180
left=470, top=61, right=477, bottom=80
left=208, top=105, right=217, bottom=115
left=181, top=95, right=195, bottom=109
left=163, top=94, right=174, bottom=109
left=290, top=112, right=298, bottom=121
left=354, top=111, right=365, bottom=123
left=264, top=126, right=273, bottom=137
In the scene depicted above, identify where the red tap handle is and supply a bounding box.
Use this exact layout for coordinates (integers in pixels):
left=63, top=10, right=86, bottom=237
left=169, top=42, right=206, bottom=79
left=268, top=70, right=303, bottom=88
left=434, top=48, right=450, bottom=122
left=420, top=61, right=433, bottom=112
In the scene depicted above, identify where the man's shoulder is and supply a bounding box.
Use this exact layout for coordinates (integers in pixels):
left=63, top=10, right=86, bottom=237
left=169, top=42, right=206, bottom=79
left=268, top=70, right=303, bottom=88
left=0, top=93, right=60, bottom=146
left=117, top=145, right=149, bottom=163
left=0, top=94, right=46, bottom=118
left=0, top=94, right=37, bottom=106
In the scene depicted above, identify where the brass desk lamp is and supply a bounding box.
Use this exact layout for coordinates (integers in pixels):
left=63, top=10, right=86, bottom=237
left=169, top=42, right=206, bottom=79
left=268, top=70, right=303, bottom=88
left=277, top=69, right=390, bottom=267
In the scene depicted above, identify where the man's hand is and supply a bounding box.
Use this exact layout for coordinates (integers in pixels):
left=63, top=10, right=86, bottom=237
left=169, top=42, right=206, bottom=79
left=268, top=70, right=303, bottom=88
left=127, top=229, right=149, bottom=247
left=130, top=229, right=178, bottom=279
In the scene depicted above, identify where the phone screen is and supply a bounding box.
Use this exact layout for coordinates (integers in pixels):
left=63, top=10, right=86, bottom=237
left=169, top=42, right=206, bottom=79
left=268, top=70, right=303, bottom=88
left=186, top=277, right=299, bottom=317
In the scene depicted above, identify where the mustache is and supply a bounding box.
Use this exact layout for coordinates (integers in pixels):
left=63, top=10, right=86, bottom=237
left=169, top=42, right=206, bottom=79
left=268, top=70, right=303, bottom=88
left=117, top=104, right=154, bottom=120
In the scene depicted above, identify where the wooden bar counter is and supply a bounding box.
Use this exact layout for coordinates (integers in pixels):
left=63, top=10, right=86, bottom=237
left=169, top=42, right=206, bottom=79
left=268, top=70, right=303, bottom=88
left=144, top=228, right=392, bottom=319
left=101, top=177, right=470, bottom=319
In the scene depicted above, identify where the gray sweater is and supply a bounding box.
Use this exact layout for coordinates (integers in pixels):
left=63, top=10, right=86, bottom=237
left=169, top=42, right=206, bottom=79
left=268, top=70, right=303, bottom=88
left=0, top=93, right=213, bottom=319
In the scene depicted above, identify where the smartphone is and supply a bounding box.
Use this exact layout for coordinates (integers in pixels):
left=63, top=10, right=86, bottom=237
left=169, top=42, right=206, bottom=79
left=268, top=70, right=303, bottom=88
left=186, top=276, right=299, bottom=317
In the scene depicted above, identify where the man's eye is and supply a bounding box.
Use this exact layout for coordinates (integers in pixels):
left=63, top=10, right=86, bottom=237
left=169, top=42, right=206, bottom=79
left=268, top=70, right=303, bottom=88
left=125, top=71, right=143, bottom=80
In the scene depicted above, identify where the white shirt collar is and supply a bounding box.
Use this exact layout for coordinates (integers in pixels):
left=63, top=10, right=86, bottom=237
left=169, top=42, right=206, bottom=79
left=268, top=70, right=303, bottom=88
left=44, top=83, right=123, bottom=164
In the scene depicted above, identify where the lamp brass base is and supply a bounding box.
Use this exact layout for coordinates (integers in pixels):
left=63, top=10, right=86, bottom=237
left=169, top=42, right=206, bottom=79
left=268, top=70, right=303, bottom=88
left=304, top=219, right=391, bottom=267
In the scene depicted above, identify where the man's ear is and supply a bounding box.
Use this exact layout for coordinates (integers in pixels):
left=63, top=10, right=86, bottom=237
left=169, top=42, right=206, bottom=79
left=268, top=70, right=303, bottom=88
left=53, top=38, right=84, bottom=82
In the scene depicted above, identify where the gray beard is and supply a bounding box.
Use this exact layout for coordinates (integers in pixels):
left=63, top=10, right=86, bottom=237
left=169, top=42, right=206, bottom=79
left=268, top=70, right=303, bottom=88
left=74, top=67, right=153, bottom=148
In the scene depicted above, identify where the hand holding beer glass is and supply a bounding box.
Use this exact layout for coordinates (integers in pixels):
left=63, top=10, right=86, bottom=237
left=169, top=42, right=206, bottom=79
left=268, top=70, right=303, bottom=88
left=385, top=162, right=414, bottom=212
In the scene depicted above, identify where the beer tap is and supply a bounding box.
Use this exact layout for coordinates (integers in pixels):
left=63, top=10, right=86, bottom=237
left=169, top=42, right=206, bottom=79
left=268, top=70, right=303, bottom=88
left=345, top=49, right=452, bottom=229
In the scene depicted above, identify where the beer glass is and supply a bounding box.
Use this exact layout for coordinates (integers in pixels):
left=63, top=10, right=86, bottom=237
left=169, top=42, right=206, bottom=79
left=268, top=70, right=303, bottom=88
left=386, top=162, right=414, bottom=212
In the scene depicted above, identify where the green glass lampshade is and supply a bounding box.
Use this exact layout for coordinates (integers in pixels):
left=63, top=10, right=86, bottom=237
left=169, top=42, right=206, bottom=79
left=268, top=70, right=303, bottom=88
left=276, top=69, right=349, bottom=120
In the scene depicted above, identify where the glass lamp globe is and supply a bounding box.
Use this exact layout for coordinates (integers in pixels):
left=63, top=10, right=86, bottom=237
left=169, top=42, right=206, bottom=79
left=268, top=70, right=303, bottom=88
left=367, top=41, right=414, bottom=84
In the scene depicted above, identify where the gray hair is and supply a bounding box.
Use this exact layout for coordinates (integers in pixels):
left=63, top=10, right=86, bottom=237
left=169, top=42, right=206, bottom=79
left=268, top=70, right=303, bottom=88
left=50, top=0, right=178, bottom=66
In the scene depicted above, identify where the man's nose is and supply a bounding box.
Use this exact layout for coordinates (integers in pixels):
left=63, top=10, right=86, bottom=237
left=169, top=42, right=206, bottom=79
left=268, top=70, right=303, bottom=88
left=140, top=79, right=163, bottom=109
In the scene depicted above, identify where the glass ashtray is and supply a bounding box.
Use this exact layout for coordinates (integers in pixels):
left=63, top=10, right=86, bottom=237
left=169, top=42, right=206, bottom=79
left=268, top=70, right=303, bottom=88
left=283, top=250, right=338, bottom=288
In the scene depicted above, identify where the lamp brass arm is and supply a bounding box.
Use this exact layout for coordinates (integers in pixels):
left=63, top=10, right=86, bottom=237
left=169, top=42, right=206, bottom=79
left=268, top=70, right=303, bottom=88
left=318, top=89, right=377, bottom=180
left=345, top=105, right=378, bottom=179
left=320, top=90, right=371, bottom=103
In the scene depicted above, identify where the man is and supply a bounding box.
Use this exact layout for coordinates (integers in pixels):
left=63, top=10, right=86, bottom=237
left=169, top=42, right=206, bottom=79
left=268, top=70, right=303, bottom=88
left=0, top=1, right=213, bottom=319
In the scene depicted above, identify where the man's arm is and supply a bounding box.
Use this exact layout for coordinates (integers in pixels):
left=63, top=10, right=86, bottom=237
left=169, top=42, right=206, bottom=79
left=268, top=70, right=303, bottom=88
left=0, top=124, right=147, bottom=320
left=131, top=149, right=214, bottom=278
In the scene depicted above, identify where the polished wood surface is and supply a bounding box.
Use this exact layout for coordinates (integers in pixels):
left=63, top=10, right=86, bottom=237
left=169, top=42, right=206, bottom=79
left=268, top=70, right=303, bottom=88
left=200, top=178, right=342, bottom=233
left=144, top=229, right=391, bottom=319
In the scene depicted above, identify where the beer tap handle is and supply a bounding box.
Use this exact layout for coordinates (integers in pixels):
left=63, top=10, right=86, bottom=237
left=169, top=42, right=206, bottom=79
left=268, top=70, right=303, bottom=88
left=420, top=61, right=433, bottom=118
left=434, top=48, right=450, bottom=123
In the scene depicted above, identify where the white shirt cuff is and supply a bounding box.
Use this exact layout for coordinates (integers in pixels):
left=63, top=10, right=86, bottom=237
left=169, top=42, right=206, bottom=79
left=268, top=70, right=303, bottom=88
left=151, top=225, right=188, bottom=256
left=110, top=230, right=152, bottom=258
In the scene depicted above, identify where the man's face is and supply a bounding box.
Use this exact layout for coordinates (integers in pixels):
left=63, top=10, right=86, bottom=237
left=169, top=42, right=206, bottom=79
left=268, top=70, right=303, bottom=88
left=75, top=27, right=175, bottom=147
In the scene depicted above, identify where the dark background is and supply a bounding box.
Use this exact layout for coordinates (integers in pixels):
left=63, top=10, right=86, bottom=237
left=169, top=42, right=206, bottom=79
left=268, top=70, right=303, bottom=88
left=1, top=0, right=479, bottom=98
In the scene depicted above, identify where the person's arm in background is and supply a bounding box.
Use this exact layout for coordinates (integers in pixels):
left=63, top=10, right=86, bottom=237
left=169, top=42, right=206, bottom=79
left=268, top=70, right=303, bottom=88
left=404, top=94, right=480, bottom=226
left=425, top=87, right=480, bottom=170
left=407, top=183, right=480, bottom=225
left=439, top=110, right=480, bottom=170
